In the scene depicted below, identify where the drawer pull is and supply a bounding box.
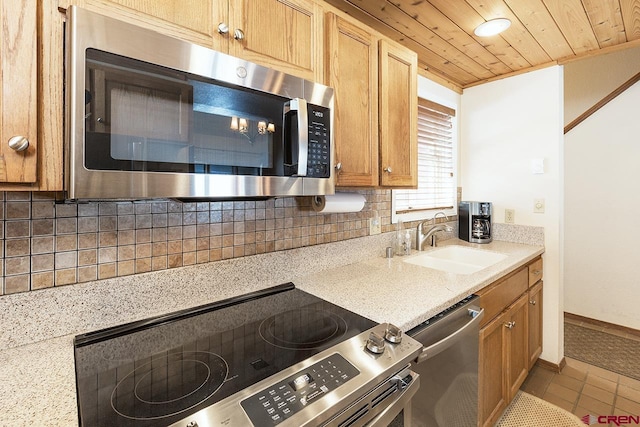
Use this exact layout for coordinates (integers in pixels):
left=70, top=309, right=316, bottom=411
left=504, top=321, right=515, bottom=329
left=530, top=300, right=536, bottom=305
left=532, top=269, right=541, bottom=275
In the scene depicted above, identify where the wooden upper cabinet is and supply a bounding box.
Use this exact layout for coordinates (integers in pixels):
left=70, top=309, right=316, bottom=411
left=326, top=13, right=378, bottom=187
left=379, top=39, right=417, bottom=188
left=0, top=0, right=38, bottom=183
left=227, top=0, right=323, bottom=81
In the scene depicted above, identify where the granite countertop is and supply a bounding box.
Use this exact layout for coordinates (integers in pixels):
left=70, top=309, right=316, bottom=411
left=294, top=239, right=544, bottom=332
left=0, top=234, right=543, bottom=425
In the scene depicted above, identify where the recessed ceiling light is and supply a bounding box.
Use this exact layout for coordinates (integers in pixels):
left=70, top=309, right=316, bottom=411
left=474, top=18, right=511, bottom=37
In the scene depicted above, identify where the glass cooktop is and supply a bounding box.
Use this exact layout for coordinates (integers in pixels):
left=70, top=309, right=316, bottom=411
left=73, top=283, right=377, bottom=426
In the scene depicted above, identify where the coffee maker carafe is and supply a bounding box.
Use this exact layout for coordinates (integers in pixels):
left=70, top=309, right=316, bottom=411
left=459, top=201, right=492, bottom=243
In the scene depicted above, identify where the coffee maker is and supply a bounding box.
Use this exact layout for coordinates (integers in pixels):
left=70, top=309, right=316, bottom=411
left=459, top=201, right=492, bottom=243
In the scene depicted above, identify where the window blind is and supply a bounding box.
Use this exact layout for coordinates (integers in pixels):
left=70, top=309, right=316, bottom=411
left=395, top=98, right=455, bottom=214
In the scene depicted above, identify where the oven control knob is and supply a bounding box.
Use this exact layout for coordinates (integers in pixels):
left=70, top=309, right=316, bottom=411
left=384, top=324, right=403, bottom=344
left=185, top=422, right=198, bottom=427
left=365, top=331, right=385, bottom=354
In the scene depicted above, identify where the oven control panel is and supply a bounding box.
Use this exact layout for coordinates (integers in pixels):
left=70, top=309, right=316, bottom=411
left=241, top=353, right=359, bottom=425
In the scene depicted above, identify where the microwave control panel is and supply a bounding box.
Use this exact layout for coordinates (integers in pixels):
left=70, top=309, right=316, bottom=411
left=307, top=105, right=331, bottom=178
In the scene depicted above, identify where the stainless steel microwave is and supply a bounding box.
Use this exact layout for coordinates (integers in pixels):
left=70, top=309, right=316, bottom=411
left=65, top=6, right=334, bottom=200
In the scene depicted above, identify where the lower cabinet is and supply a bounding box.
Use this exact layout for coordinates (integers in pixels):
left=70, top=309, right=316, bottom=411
left=528, top=281, right=543, bottom=369
left=478, top=293, right=528, bottom=427
left=477, top=257, right=543, bottom=427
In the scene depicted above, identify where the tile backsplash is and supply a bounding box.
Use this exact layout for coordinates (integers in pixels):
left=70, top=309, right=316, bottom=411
left=0, top=190, right=400, bottom=296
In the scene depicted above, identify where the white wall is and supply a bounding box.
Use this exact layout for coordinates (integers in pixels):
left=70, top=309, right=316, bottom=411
left=564, top=81, right=640, bottom=329
left=460, top=66, right=564, bottom=364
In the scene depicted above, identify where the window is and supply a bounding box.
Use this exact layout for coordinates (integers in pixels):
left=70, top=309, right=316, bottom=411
left=392, top=98, right=457, bottom=223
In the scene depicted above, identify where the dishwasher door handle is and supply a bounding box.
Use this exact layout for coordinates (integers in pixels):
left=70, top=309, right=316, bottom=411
left=415, top=306, right=484, bottom=364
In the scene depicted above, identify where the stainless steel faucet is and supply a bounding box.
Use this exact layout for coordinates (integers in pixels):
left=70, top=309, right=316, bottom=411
left=416, top=212, right=454, bottom=250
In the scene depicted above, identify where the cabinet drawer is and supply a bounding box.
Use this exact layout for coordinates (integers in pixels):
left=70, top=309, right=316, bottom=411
left=528, top=257, right=543, bottom=287
left=477, top=267, right=528, bottom=328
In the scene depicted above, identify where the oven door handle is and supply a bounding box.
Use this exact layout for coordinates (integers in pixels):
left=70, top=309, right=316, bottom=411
left=415, top=306, right=484, bottom=364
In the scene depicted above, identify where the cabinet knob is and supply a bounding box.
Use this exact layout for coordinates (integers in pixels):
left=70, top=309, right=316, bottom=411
left=383, top=166, right=392, bottom=173
left=234, top=29, right=245, bottom=41
left=504, top=321, right=514, bottom=329
left=8, top=136, right=29, bottom=152
left=335, top=162, right=342, bottom=171
left=217, top=23, right=229, bottom=35
left=530, top=300, right=536, bottom=305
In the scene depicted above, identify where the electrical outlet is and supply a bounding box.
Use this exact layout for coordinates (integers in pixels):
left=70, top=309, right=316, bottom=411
left=369, top=217, right=381, bottom=235
left=505, top=209, right=515, bottom=224
left=533, top=198, right=545, bottom=213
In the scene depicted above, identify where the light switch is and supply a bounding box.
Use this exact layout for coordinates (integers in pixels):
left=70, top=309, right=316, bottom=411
left=533, top=199, right=545, bottom=213
left=531, top=159, right=545, bottom=174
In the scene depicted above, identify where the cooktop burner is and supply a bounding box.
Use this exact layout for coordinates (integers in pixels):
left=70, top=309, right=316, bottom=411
left=259, top=308, right=348, bottom=350
left=74, top=283, right=377, bottom=426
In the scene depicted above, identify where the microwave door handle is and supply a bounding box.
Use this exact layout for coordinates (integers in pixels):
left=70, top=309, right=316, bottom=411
left=293, top=98, right=308, bottom=176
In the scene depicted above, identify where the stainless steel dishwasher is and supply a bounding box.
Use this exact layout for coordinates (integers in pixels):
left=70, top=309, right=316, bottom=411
left=407, top=295, right=484, bottom=427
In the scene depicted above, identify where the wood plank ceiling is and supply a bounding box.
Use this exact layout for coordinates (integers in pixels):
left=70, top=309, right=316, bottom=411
left=324, top=0, right=640, bottom=89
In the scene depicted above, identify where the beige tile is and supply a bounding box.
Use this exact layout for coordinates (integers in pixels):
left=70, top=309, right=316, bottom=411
left=31, top=236, right=54, bottom=254
left=168, top=254, right=182, bottom=268
left=619, top=376, right=640, bottom=391
left=31, top=272, right=54, bottom=290
left=5, top=256, right=31, bottom=275
left=135, top=258, right=151, bottom=274
left=183, top=252, right=196, bottom=266
left=582, top=383, right=615, bottom=405
left=617, top=384, right=640, bottom=404
left=577, top=394, right=612, bottom=416
left=6, top=220, right=31, bottom=238
left=98, top=263, right=116, bottom=279
left=167, top=240, right=182, bottom=254
left=586, top=374, right=618, bottom=393
left=78, top=249, right=97, bottom=266
left=5, top=275, right=30, bottom=294
left=98, top=247, right=117, bottom=264
left=117, top=245, right=135, bottom=261
left=55, top=251, right=77, bottom=269
left=546, top=382, right=580, bottom=403
left=542, top=392, right=575, bottom=412
left=31, top=254, right=54, bottom=272
left=56, top=235, right=77, bottom=252
left=78, top=233, right=97, bottom=249
left=56, top=217, right=77, bottom=234
left=32, top=219, right=53, bottom=236
left=77, top=266, right=97, bottom=283
left=152, top=256, right=167, bottom=271
left=55, top=269, right=77, bottom=286
left=616, top=396, right=640, bottom=414
left=5, top=238, right=30, bottom=257
left=589, top=365, right=620, bottom=382
left=561, top=365, right=588, bottom=381
left=136, top=243, right=152, bottom=259
left=152, top=242, right=167, bottom=257
left=5, top=201, right=30, bottom=219
left=196, top=250, right=209, bottom=264
left=551, top=373, right=585, bottom=392
left=99, top=231, right=117, bottom=247
left=117, top=260, right=135, bottom=276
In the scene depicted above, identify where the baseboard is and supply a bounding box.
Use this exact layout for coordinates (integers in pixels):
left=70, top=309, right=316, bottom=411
left=564, top=312, right=640, bottom=338
left=535, top=357, right=566, bottom=373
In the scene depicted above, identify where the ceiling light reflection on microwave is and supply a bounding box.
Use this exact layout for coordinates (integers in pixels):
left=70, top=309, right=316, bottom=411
left=267, top=123, right=275, bottom=133
left=258, top=121, right=267, bottom=135
left=230, top=116, right=239, bottom=130
left=239, top=118, right=248, bottom=133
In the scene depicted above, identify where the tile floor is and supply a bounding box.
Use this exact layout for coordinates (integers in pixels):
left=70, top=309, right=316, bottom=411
left=521, top=318, right=640, bottom=425
left=521, top=357, right=640, bottom=420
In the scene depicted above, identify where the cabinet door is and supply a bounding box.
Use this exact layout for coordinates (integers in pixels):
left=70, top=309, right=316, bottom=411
left=378, top=39, right=417, bottom=187
left=479, top=310, right=508, bottom=427
left=528, top=281, right=543, bottom=369
left=230, top=0, right=323, bottom=81
left=326, top=13, right=378, bottom=187
left=507, top=293, right=529, bottom=401
left=0, top=0, right=38, bottom=183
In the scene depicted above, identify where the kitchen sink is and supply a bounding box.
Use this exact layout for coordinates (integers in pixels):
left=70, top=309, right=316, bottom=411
left=403, top=245, right=507, bottom=274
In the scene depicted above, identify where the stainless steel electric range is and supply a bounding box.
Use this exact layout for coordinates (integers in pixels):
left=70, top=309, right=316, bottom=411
left=73, top=283, right=422, bottom=427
